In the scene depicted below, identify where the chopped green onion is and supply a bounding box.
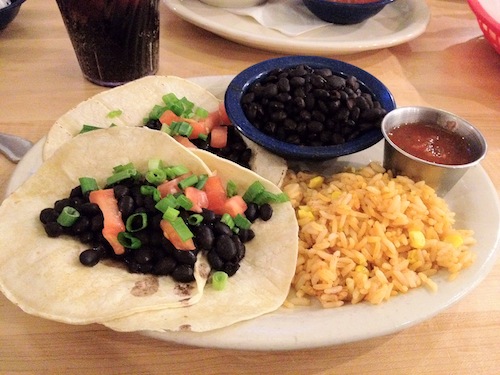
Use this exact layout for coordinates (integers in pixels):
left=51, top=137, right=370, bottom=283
left=106, top=168, right=137, bottom=185
left=79, top=177, right=99, bottom=194
left=212, top=271, right=228, bottom=291
left=254, top=191, right=289, bottom=205
left=198, top=133, right=208, bottom=141
left=113, top=162, right=135, bottom=173
left=194, top=174, right=208, bottom=190
left=148, top=159, right=164, bottom=171
left=140, top=185, right=156, bottom=196
left=125, top=213, right=148, bottom=232
left=234, top=214, right=252, bottom=230
left=148, top=104, right=167, bottom=120
left=242, top=181, right=266, bottom=203
left=163, top=206, right=180, bottom=222
left=162, top=92, right=178, bottom=105
left=195, top=107, right=209, bottom=119
left=176, top=194, right=193, bottom=210
left=79, top=124, right=102, bottom=134
left=117, top=232, right=142, bottom=249
left=187, top=214, right=204, bottom=225
left=165, top=165, right=189, bottom=179
left=146, top=168, right=167, bottom=185
left=170, top=103, right=184, bottom=116
left=178, top=122, right=193, bottom=137
left=57, top=206, right=80, bottom=227
left=107, top=109, right=122, bottom=118
left=226, top=180, right=238, bottom=197
left=170, top=217, right=194, bottom=242
left=221, top=213, right=235, bottom=230
left=152, top=188, right=162, bottom=202
left=178, top=175, right=199, bottom=190
left=155, top=195, right=177, bottom=213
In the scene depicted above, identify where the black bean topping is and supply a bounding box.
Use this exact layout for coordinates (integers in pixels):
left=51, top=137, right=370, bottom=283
left=134, top=247, right=155, bottom=264
left=223, top=262, right=240, bottom=277
left=118, top=195, right=135, bottom=219
left=215, top=234, right=238, bottom=261
left=79, top=249, right=101, bottom=267
left=213, top=221, right=233, bottom=236
left=238, top=228, right=255, bottom=243
left=194, top=225, right=215, bottom=251
left=258, top=203, right=273, bottom=221
left=39, top=208, right=59, bottom=224
left=207, top=250, right=224, bottom=270
left=173, top=249, right=197, bottom=266
left=44, top=222, right=64, bottom=237
left=171, top=264, right=195, bottom=283
left=153, top=256, right=177, bottom=276
left=244, top=202, right=259, bottom=222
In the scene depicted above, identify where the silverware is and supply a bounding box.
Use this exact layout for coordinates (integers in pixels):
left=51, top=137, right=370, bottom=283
left=0, top=132, right=33, bottom=163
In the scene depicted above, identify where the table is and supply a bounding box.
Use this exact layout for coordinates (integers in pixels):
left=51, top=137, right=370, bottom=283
left=1, top=0, right=499, bottom=373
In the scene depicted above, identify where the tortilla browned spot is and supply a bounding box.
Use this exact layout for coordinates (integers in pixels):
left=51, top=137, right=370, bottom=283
left=131, top=276, right=159, bottom=297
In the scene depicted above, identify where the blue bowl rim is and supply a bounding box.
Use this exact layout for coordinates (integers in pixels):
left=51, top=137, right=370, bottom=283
left=303, top=0, right=395, bottom=8
left=0, top=0, right=26, bottom=13
left=225, top=55, right=396, bottom=160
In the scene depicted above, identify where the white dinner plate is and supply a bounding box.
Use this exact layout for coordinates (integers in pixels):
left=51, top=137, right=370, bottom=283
left=164, top=0, right=431, bottom=54
left=6, top=76, right=500, bottom=351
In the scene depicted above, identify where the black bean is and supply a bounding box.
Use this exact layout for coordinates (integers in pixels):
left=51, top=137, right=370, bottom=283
left=118, top=195, right=135, bottom=218
left=232, top=235, right=246, bottom=261
left=238, top=228, right=255, bottom=243
left=144, top=119, right=162, bottom=130
left=134, top=247, right=154, bottom=264
left=244, top=203, right=259, bottom=222
left=79, top=249, right=101, bottom=267
left=44, top=222, right=64, bottom=237
left=223, top=262, right=240, bottom=277
left=40, top=208, right=59, bottom=224
left=113, top=185, right=130, bottom=200
left=78, top=231, right=94, bottom=244
left=173, top=249, right=197, bottom=265
left=171, top=264, right=195, bottom=283
left=207, top=250, right=224, bottom=270
left=78, top=202, right=101, bottom=216
left=54, top=198, right=71, bottom=213
left=213, top=221, right=233, bottom=236
left=258, top=203, right=273, bottom=221
left=215, top=234, right=237, bottom=261
left=90, top=214, right=104, bottom=232
left=195, top=225, right=215, bottom=250
left=153, top=256, right=177, bottom=276
left=71, top=216, right=89, bottom=235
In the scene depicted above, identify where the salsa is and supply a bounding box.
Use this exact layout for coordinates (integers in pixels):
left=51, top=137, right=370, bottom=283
left=387, top=122, right=474, bottom=165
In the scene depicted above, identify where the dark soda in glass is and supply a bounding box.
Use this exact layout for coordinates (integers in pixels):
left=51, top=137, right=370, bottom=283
left=56, top=0, right=159, bottom=87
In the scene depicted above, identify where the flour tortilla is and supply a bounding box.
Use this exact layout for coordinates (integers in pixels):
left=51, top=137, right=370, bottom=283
left=0, top=127, right=298, bottom=332
left=0, top=127, right=212, bottom=324
left=104, top=150, right=298, bottom=332
left=42, top=75, right=287, bottom=186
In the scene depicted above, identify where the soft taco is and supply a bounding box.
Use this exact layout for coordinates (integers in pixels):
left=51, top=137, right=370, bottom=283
left=42, top=75, right=287, bottom=187
left=0, top=127, right=298, bottom=331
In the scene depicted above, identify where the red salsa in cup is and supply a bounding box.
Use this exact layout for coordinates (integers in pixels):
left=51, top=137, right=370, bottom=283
left=387, top=122, right=475, bottom=165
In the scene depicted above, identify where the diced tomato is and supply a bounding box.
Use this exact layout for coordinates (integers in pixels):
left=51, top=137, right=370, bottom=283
left=159, top=109, right=181, bottom=125
left=203, top=109, right=222, bottom=132
left=185, top=118, right=209, bottom=140
left=224, top=195, right=248, bottom=217
left=218, top=102, right=232, bottom=125
left=157, top=176, right=183, bottom=197
left=173, top=135, right=196, bottom=148
left=184, top=186, right=209, bottom=213
left=210, top=125, right=228, bottom=149
left=160, top=219, right=195, bottom=251
left=89, top=189, right=125, bottom=255
left=204, top=175, right=227, bottom=215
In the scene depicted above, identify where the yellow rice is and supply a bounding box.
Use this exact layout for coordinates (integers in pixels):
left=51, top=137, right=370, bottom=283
left=282, top=162, right=476, bottom=308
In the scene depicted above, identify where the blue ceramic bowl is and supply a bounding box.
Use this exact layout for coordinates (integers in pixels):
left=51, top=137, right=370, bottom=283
left=225, top=56, right=396, bottom=161
left=0, top=0, right=26, bottom=30
left=302, top=0, right=395, bottom=25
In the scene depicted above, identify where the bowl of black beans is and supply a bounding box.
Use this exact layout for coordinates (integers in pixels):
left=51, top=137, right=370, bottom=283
left=224, top=56, right=396, bottom=161
left=302, top=0, right=396, bottom=25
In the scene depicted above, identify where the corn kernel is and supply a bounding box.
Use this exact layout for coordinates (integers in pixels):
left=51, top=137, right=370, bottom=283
left=409, top=230, right=426, bottom=249
left=444, top=233, right=463, bottom=248
left=298, top=209, right=314, bottom=220
left=407, top=249, right=419, bottom=264
left=354, top=265, right=369, bottom=275
left=331, top=191, right=342, bottom=200
left=308, top=176, right=324, bottom=189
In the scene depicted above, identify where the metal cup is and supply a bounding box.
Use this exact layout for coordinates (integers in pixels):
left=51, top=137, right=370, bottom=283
left=381, top=106, right=487, bottom=196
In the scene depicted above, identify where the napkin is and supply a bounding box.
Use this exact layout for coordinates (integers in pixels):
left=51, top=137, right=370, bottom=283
left=224, top=0, right=330, bottom=37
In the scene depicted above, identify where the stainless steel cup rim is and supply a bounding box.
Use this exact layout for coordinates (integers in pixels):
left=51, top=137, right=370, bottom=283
left=381, top=106, right=488, bottom=170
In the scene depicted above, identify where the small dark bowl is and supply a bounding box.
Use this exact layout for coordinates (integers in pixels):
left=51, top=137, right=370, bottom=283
left=0, top=0, right=26, bottom=30
left=225, top=56, right=396, bottom=161
left=302, top=0, right=395, bottom=25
